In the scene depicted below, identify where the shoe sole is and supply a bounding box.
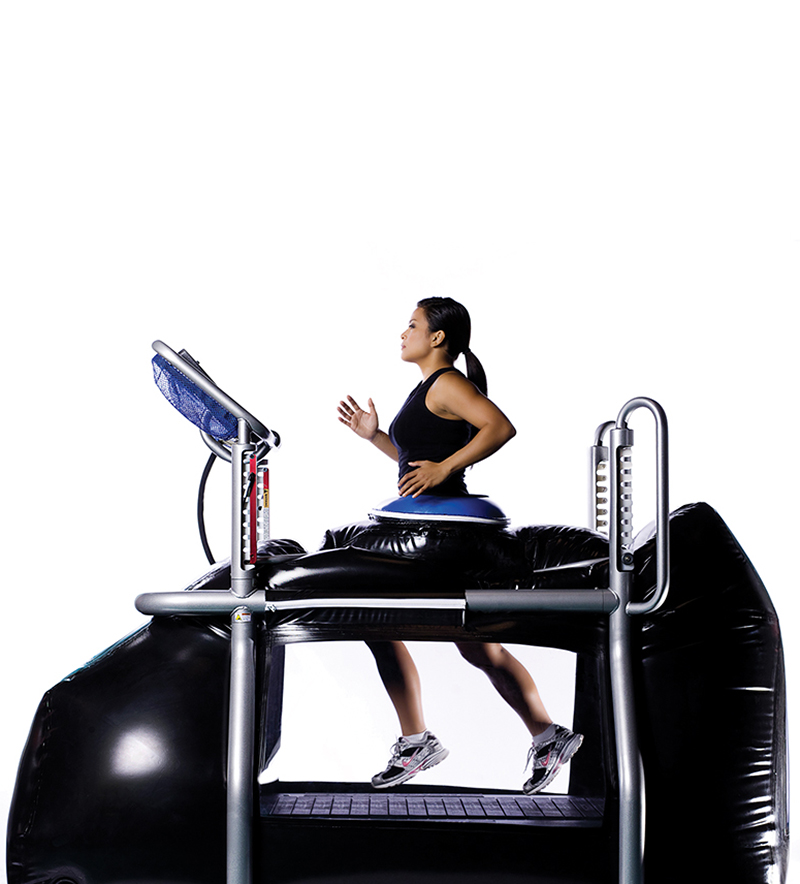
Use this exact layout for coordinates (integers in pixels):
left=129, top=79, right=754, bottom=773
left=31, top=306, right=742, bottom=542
left=371, top=747, right=450, bottom=789
left=522, top=733, right=583, bottom=795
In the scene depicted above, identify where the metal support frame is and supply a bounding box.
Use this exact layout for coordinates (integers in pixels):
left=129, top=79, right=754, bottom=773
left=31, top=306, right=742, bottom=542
left=607, top=398, right=669, bottom=884
left=141, top=369, right=670, bottom=884
left=150, top=341, right=279, bottom=884
left=228, top=422, right=258, bottom=884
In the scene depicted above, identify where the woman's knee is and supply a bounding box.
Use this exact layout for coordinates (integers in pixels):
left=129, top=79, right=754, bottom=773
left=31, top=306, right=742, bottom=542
left=455, top=641, right=506, bottom=670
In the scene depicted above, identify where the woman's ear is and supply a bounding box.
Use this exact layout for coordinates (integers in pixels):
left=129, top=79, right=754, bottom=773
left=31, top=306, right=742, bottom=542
left=431, top=330, right=445, bottom=348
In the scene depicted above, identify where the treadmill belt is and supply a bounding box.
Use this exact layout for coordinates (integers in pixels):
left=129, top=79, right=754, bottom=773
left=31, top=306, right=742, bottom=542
left=261, top=792, right=604, bottom=826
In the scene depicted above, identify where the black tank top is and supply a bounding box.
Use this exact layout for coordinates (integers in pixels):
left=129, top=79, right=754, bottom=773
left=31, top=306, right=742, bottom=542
left=388, top=367, right=472, bottom=496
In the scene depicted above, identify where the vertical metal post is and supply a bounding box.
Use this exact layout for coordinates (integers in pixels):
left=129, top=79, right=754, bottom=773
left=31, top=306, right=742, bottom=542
left=228, top=608, right=255, bottom=884
left=228, top=418, right=257, bottom=884
left=608, top=425, right=643, bottom=884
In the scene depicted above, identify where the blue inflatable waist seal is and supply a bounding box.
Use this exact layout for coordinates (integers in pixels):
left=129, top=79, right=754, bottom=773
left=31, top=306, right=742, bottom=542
left=370, top=494, right=509, bottom=525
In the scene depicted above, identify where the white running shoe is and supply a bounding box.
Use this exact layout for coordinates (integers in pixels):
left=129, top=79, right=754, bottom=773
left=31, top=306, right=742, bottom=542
left=371, top=732, right=449, bottom=789
left=523, top=725, right=584, bottom=794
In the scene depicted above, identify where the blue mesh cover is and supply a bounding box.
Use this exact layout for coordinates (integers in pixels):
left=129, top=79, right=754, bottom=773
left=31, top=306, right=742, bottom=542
left=152, top=354, right=239, bottom=440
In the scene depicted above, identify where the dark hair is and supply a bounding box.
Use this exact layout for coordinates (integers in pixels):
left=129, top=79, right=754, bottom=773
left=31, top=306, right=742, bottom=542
left=417, top=297, right=488, bottom=396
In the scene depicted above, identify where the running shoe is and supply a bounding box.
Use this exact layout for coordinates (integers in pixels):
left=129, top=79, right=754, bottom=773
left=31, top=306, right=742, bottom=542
left=523, top=725, right=583, bottom=794
left=371, top=732, right=449, bottom=789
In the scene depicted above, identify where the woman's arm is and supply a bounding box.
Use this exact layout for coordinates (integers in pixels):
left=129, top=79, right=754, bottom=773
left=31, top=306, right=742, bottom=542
left=338, top=396, right=399, bottom=462
left=398, top=373, right=515, bottom=497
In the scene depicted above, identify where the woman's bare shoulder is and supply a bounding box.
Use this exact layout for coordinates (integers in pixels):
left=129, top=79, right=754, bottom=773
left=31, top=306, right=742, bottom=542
left=431, top=368, right=478, bottom=390
left=427, top=369, right=482, bottom=417
left=432, top=369, right=478, bottom=395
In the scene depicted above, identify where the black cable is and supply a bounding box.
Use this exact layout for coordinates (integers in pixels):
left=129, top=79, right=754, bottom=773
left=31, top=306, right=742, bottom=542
left=197, top=452, right=217, bottom=564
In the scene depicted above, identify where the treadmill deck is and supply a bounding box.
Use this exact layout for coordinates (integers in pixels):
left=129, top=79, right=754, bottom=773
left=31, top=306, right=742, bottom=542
left=261, top=790, right=604, bottom=827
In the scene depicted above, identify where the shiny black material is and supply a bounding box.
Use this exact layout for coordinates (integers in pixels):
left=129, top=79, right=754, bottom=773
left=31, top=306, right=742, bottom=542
left=7, top=503, right=787, bottom=884
left=634, top=503, right=788, bottom=883
left=320, top=518, right=608, bottom=588
left=7, top=617, right=231, bottom=884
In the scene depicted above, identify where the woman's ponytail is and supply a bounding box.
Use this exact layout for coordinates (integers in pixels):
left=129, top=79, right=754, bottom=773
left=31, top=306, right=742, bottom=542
left=463, top=349, right=488, bottom=397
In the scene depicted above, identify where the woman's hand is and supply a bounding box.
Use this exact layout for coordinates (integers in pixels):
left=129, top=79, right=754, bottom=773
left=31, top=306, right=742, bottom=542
left=338, top=396, right=400, bottom=463
left=398, top=460, right=451, bottom=497
left=337, top=395, right=379, bottom=441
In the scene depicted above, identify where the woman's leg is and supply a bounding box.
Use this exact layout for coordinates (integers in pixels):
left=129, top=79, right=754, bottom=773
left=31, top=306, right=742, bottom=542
left=456, top=642, right=583, bottom=794
left=366, top=640, right=427, bottom=736
left=454, top=641, right=552, bottom=737
left=366, top=641, right=449, bottom=788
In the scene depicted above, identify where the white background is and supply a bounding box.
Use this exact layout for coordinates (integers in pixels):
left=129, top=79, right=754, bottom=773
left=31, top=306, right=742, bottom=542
left=1, top=0, right=797, bottom=876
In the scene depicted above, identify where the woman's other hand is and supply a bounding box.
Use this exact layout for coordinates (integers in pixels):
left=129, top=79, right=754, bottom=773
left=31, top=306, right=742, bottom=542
left=338, top=395, right=379, bottom=442
left=398, top=460, right=450, bottom=497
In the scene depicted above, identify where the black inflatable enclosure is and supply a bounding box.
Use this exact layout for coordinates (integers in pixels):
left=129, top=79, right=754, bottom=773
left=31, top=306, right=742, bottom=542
left=7, top=503, right=787, bottom=884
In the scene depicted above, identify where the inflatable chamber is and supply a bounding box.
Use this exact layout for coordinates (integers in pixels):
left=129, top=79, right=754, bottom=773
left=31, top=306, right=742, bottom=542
left=6, top=344, right=788, bottom=884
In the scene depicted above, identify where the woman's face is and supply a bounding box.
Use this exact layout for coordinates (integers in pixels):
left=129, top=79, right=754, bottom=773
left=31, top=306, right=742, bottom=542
left=400, top=307, right=438, bottom=363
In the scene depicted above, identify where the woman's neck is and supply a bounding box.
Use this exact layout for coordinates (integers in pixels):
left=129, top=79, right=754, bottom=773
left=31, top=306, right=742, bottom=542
left=417, top=352, right=454, bottom=380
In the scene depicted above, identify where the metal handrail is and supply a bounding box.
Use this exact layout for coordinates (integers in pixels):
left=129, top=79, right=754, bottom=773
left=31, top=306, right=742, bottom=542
left=615, top=398, right=670, bottom=616
left=135, top=588, right=618, bottom=618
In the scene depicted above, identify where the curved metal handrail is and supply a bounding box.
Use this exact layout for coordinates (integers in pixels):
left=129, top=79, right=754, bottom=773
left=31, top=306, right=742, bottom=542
left=616, top=397, right=670, bottom=616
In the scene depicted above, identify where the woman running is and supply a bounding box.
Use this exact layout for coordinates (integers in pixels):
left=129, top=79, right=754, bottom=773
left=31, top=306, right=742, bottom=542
left=338, top=297, right=582, bottom=794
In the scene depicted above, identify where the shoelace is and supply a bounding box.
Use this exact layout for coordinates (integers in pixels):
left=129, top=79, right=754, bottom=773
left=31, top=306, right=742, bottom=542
left=525, top=738, right=552, bottom=772
left=388, top=737, right=412, bottom=764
